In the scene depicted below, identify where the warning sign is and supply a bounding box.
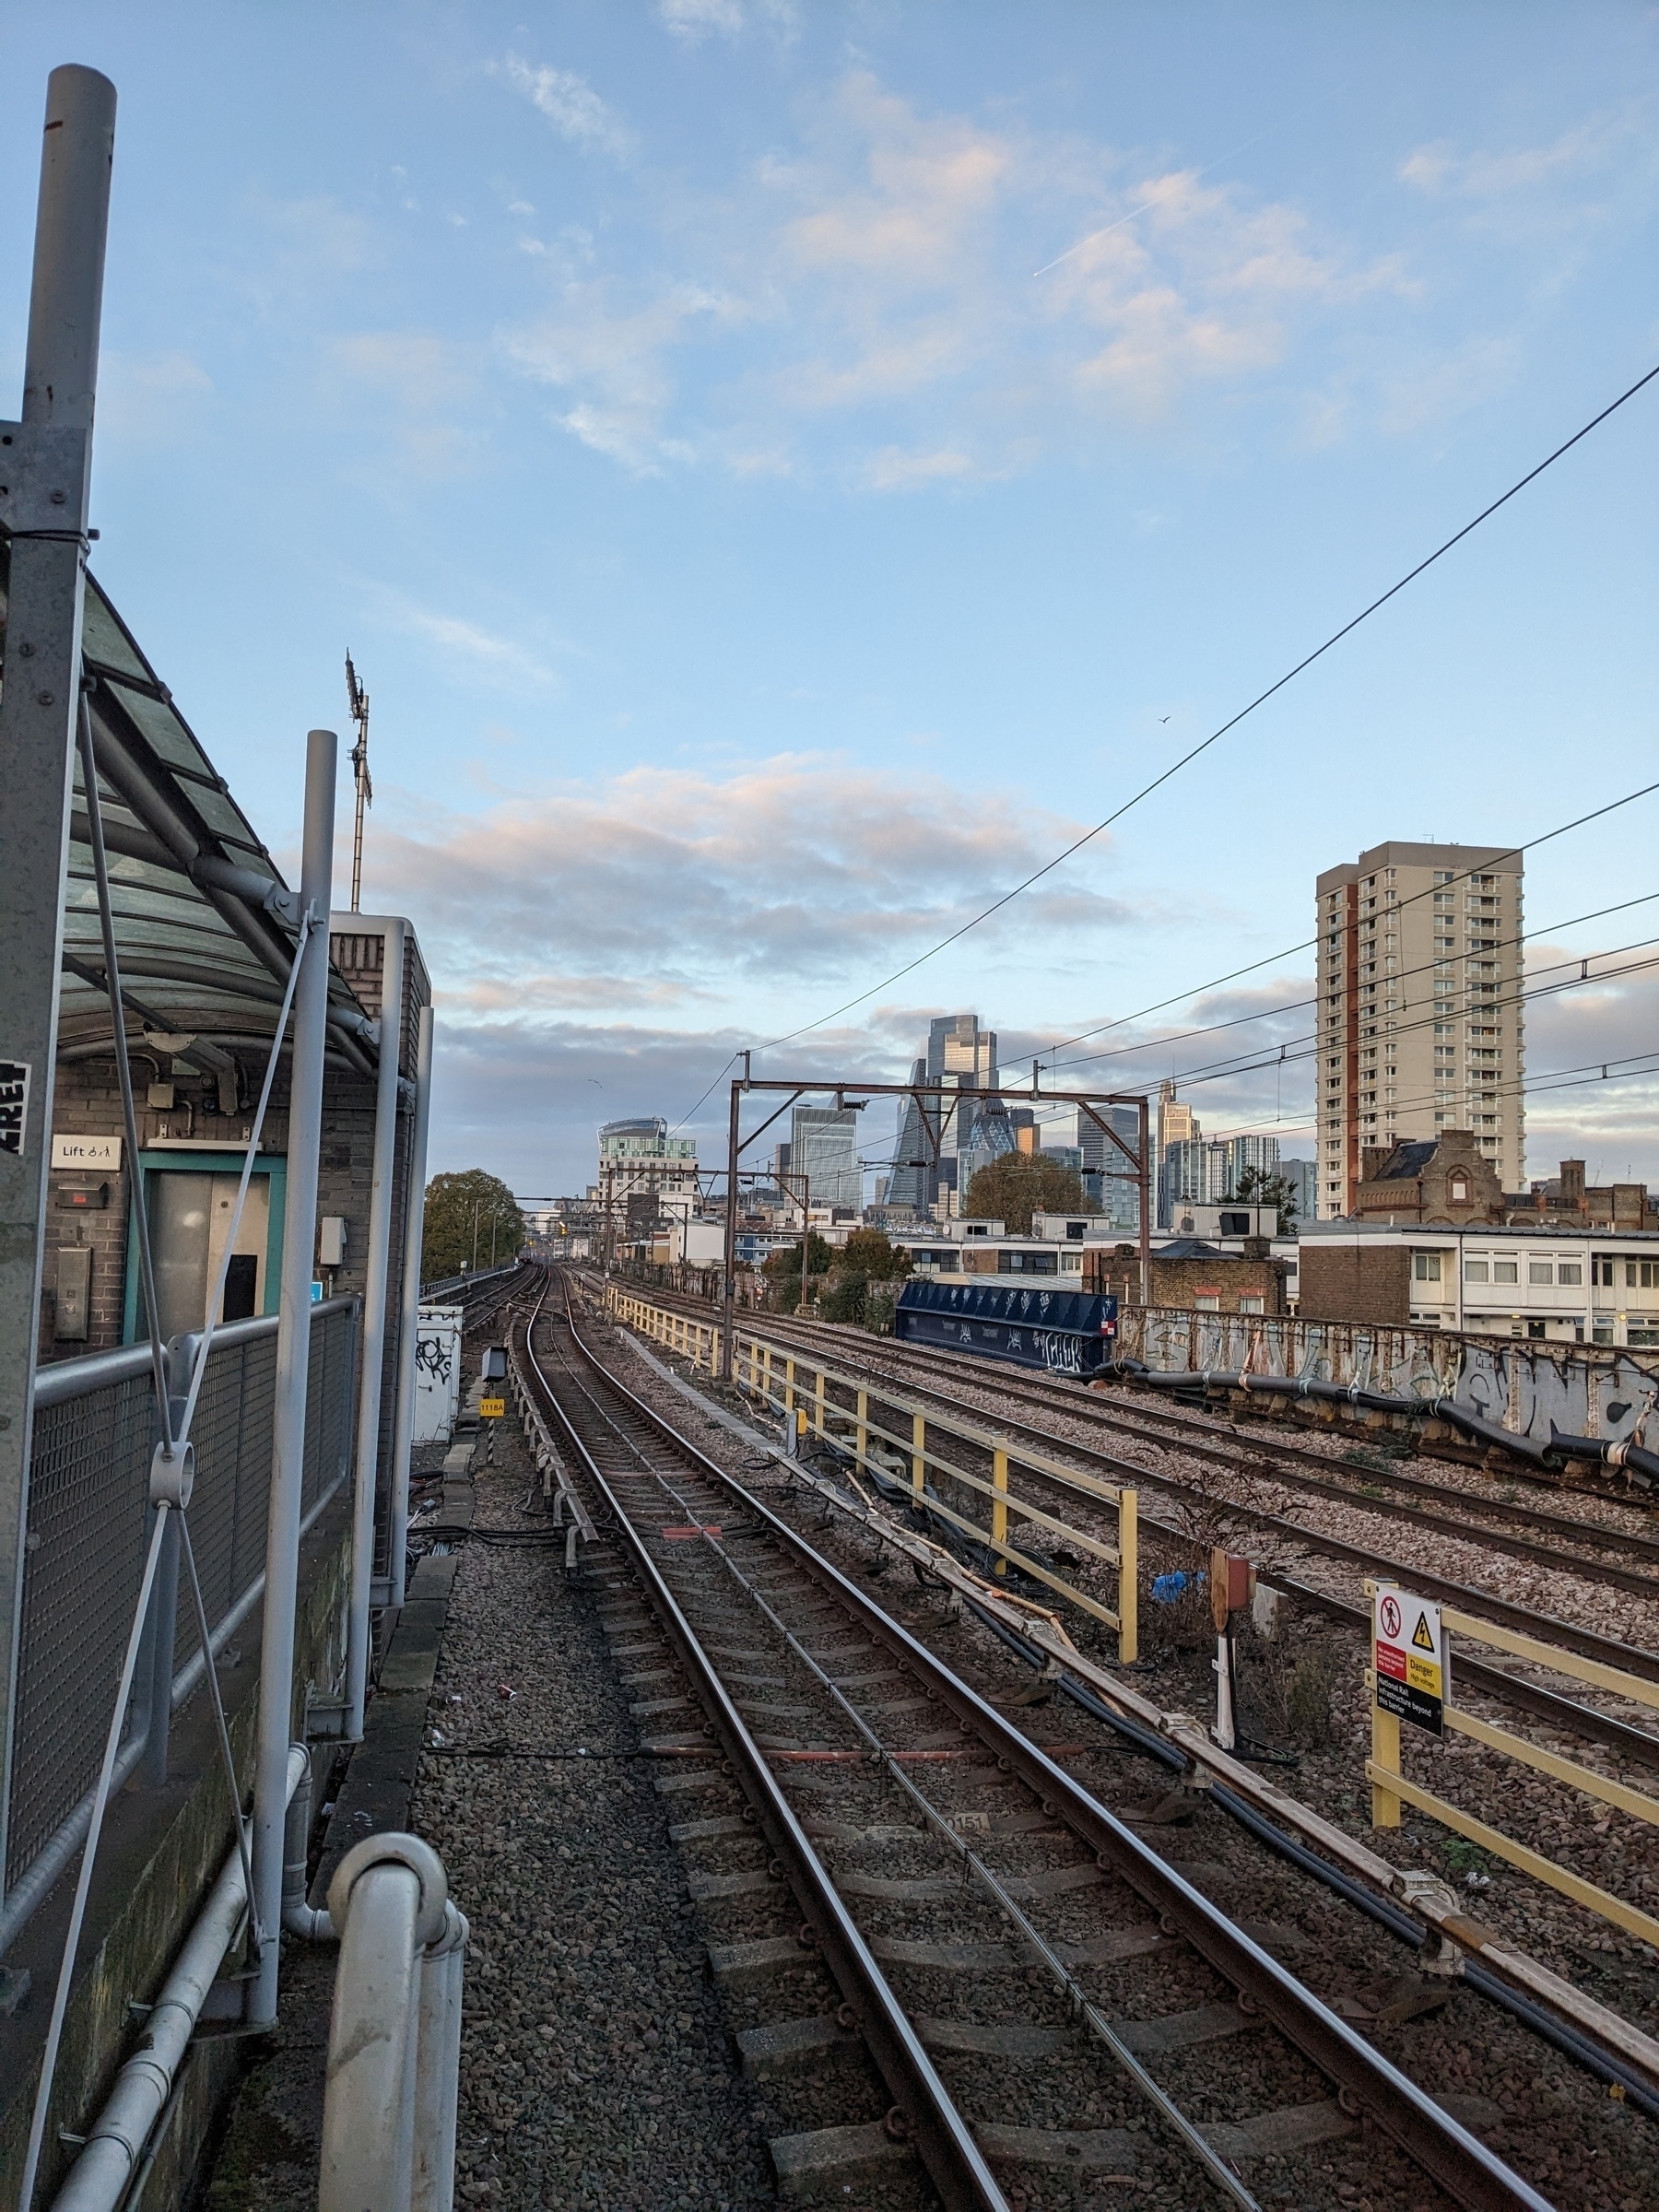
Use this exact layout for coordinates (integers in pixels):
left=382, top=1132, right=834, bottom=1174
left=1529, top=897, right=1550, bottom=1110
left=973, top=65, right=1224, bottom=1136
left=1374, top=1586, right=1445, bottom=1736
left=479, top=1396, right=506, bottom=1419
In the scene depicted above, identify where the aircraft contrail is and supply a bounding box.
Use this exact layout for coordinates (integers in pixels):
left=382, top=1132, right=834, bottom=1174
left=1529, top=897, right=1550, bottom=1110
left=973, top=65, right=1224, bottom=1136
left=1031, top=128, right=1272, bottom=277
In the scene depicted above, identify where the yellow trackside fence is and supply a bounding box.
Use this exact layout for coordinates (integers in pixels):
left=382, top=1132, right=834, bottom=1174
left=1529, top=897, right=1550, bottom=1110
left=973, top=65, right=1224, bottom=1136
left=605, top=1285, right=1137, bottom=1664
left=1366, top=1579, right=1659, bottom=1950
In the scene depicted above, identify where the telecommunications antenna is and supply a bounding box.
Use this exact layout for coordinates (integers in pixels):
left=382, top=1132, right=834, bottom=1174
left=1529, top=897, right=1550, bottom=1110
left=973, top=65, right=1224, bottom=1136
left=345, top=651, right=372, bottom=912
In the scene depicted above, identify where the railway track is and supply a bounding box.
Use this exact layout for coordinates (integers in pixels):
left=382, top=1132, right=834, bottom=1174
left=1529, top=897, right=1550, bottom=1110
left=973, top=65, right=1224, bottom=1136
left=518, top=1277, right=1561, bottom=2212
left=613, top=1288, right=1659, bottom=1767
left=689, top=1300, right=1659, bottom=1602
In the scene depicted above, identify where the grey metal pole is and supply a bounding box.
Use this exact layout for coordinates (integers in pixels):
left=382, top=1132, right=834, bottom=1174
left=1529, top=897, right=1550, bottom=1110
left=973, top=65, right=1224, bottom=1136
left=344, top=917, right=405, bottom=1740
left=250, top=728, right=336, bottom=2024
left=1137, top=1097, right=1151, bottom=1309
left=0, top=65, right=115, bottom=1884
left=387, top=1004, right=434, bottom=1610
left=720, top=1078, right=741, bottom=1379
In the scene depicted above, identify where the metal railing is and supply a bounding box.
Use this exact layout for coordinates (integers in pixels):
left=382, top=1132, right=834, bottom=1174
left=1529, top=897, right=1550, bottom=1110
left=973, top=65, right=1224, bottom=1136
left=320, top=1833, right=467, bottom=2212
left=4, top=1299, right=359, bottom=1936
left=606, top=1285, right=1138, bottom=1664
left=1366, top=1579, right=1659, bottom=1949
left=418, top=1259, right=520, bottom=1303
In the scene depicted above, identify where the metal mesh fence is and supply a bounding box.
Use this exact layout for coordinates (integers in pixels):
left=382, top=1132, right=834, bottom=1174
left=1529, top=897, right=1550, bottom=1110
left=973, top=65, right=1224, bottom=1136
left=7, top=1300, right=359, bottom=1896
left=8, top=1372, right=155, bottom=1888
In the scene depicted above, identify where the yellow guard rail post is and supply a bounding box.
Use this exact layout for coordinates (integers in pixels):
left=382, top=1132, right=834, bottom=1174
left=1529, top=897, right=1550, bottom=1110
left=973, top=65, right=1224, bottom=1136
left=1366, top=1579, right=1659, bottom=1948
left=606, top=1286, right=1137, bottom=1665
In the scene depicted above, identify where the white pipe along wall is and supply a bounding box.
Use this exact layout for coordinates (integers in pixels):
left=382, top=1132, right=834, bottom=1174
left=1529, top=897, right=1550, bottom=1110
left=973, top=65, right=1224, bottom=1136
left=51, top=1746, right=312, bottom=2212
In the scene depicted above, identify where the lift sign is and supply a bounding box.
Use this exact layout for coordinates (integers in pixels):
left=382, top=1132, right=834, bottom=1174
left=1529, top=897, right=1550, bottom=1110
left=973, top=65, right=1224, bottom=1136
left=1374, top=1588, right=1445, bottom=1737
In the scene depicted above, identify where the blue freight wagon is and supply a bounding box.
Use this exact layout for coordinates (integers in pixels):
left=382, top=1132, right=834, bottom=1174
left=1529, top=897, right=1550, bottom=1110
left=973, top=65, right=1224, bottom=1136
left=893, top=1277, right=1119, bottom=1378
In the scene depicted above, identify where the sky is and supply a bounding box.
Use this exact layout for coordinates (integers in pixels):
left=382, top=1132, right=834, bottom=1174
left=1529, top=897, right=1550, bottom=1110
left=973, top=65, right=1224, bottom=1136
left=5, top=3, right=1658, bottom=1201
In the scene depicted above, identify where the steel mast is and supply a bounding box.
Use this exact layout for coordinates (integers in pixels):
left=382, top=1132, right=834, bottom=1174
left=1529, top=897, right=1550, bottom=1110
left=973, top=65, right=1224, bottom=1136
left=345, top=650, right=372, bottom=912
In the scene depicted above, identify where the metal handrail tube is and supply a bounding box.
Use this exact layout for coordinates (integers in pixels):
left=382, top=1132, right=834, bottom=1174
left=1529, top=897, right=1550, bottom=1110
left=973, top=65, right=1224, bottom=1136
left=418, top=1259, right=518, bottom=1301
left=321, top=1833, right=458, bottom=2212
left=388, top=1006, right=435, bottom=1607
left=48, top=1745, right=309, bottom=2212
left=32, top=1297, right=359, bottom=1409
left=250, top=728, right=336, bottom=2027
left=413, top=1903, right=468, bottom=2212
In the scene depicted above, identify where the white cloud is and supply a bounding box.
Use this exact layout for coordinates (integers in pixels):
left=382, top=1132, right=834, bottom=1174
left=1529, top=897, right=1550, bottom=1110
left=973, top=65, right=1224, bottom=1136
left=504, top=55, right=633, bottom=159
left=369, top=587, right=559, bottom=692
left=1400, top=118, right=1622, bottom=201
left=501, top=280, right=746, bottom=473
left=498, top=69, right=1409, bottom=480
left=374, top=753, right=1131, bottom=1019
left=658, top=0, right=797, bottom=41
left=863, top=445, right=977, bottom=491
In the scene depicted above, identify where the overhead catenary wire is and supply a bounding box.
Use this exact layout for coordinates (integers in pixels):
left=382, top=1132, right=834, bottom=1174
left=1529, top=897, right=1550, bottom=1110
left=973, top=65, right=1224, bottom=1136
left=1045, top=886, right=1659, bottom=1083
left=1051, top=924, right=1659, bottom=1107
left=1029, top=779, right=1659, bottom=1083
left=743, top=361, right=1659, bottom=1064
left=1197, top=1041, right=1659, bottom=1150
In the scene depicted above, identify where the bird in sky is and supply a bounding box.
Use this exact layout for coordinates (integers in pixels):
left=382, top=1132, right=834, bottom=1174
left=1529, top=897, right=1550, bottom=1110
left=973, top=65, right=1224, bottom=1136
left=1159, top=715, right=1171, bottom=724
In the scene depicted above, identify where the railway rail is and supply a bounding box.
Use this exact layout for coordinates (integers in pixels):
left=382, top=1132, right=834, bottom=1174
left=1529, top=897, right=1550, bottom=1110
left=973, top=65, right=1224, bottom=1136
left=615, top=1286, right=1659, bottom=1766
left=610, top=1283, right=1659, bottom=1760
left=515, top=1276, right=1567, bottom=2211
left=696, top=1299, right=1659, bottom=1602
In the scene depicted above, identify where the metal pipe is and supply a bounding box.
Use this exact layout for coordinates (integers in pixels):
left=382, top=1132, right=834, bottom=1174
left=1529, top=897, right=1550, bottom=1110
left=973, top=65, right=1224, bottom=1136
left=412, top=1904, right=468, bottom=2212
left=0, top=61, right=115, bottom=1898
left=281, top=1743, right=333, bottom=1940
left=321, top=1833, right=451, bottom=2212
left=50, top=1746, right=310, bottom=2212
left=720, top=1073, right=742, bottom=1380
left=345, top=917, right=406, bottom=1738
left=249, top=728, right=336, bottom=2026
left=22, top=65, right=114, bottom=441
left=388, top=1005, right=434, bottom=1609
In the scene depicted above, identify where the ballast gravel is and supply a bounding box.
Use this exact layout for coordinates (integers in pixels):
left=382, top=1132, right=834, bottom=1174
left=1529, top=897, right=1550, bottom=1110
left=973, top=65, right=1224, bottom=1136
left=591, top=1302, right=1659, bottom=2212
left=407, top=1413, right=775, bottom=2211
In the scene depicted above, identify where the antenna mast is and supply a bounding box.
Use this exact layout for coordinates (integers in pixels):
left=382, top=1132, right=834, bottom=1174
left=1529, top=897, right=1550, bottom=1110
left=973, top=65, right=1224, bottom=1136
left=345, top=651, right=372, bottom=912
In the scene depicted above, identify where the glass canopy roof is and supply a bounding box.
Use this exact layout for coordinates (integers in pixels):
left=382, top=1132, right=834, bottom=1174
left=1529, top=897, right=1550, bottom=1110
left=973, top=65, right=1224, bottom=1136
left=1, top=551, right=376, bottom=1092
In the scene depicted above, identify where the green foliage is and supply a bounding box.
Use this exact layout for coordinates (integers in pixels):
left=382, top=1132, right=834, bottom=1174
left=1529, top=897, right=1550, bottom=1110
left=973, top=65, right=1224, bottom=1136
left=1230, top=1164, right=1299, bottom=1234
left=962, top=1151, right=1089, bottom=1235
left=763, top=1231, right=834, bottom=1278
left=421, top=1169, right=524, bottom=1282
left=840, top=1228, right=911, bottom=1280
left=821, top=1272, right=869, bottom=1324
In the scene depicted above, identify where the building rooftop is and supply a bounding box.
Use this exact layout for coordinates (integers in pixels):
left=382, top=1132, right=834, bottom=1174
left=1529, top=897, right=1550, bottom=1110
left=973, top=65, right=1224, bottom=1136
left=1371, top=1140, right=1437, bottom=1182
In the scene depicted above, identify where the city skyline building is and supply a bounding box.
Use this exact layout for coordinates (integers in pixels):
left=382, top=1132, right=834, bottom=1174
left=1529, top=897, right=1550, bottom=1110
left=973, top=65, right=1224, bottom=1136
left=888, top=1013, right=999, bottom=1213
left=1315, top=841, right=1524, bottom=1218
left=593, top=1115, right=700, bottom=1241
left=788, top=1104, right=863, bottom=1210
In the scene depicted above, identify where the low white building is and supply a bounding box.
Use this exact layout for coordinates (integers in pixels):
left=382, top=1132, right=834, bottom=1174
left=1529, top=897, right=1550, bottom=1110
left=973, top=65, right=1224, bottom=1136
left=1300, top=1219, right=1659, bottom=1346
